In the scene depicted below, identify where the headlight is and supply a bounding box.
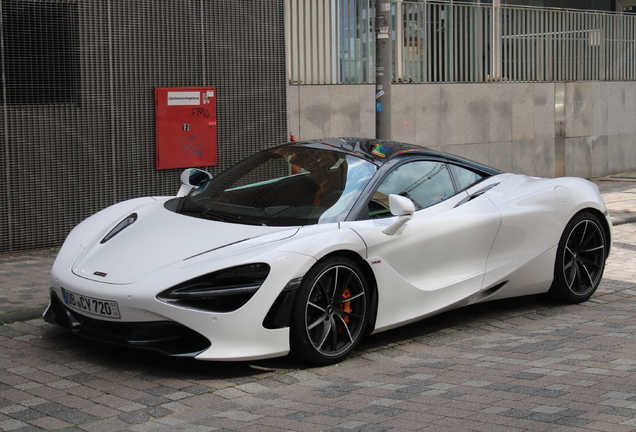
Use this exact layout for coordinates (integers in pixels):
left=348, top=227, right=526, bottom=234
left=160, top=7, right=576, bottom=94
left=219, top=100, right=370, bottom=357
left=157, top=263, right=270, bottom=312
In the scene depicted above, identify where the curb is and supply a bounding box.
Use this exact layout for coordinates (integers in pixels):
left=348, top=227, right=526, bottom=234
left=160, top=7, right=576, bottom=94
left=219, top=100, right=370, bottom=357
left=614, top=216, right=636, bottom=226
left=0, top=307, right=46, bottom=324
left=593, top=171, right=636, bottom=182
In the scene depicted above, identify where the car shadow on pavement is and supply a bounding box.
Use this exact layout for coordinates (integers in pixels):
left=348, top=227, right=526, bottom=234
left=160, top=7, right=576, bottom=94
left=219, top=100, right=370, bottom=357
left=41, top=292, right=566, bottom=376
left=43, top=326, right=283, bottom=379
left=357, top=293, right=561, bottom=354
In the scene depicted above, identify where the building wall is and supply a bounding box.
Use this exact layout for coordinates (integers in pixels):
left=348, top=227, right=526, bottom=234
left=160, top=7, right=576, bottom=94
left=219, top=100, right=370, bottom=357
left=1, top=0, right=287, bottom=253
left=287, top=81, right=636, bottom=178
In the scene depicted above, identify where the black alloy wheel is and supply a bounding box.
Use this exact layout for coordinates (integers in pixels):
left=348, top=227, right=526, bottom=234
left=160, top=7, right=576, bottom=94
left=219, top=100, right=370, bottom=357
left=290, top=256, right=368, bottom=365
left=550, top=211, right=607, bottom=303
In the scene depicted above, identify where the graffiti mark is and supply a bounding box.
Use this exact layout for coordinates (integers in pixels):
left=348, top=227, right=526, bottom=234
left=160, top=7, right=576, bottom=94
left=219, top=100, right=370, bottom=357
left=179, top=134, right=204, bottom=156
left=189, top=107, right=211, bottom=119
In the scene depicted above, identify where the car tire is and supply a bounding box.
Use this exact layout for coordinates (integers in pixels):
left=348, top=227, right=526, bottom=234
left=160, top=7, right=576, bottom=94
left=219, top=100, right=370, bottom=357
left=290, top=256, right=368, bottom=365
left=549, top=211, right=607, bottom=303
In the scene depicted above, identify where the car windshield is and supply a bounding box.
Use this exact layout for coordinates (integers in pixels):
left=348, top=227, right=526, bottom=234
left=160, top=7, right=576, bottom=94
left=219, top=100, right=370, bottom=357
left=178, top=146, right=377, bottom=226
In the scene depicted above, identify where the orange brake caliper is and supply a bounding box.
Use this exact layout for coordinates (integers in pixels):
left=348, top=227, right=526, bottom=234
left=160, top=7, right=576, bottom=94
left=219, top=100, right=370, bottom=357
left=338, top=288, right=353, bottom=333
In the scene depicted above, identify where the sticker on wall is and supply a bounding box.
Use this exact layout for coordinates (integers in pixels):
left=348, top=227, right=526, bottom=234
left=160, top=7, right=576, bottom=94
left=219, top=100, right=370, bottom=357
left=167, top=91, right=201, bottom=105
left=203, top=91, right=214, bottom=104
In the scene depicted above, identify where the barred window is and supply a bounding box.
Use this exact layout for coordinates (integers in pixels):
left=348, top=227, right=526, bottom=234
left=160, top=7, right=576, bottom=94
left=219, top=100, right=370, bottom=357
left=2, top=0, right=80, bottom=105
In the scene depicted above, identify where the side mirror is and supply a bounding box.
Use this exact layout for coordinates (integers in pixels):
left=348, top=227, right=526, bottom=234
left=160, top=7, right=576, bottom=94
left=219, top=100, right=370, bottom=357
left=383, top=194, right=415, bottom=235
left=177, top=168, right=213, bottom=197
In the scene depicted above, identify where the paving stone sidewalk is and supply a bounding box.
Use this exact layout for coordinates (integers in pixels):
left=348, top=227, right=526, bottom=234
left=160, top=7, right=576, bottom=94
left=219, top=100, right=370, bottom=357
left=0, top=178, right=635, bottom=431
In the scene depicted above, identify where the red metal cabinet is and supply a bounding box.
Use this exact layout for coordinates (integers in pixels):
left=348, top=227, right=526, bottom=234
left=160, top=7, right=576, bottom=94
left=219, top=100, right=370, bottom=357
left=155, top=87, right=218, bottom=170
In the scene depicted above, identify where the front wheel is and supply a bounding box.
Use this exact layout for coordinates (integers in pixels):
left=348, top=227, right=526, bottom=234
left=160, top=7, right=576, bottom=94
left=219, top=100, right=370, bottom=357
left=290, top=256, right=368, bottom=365
left=550, top=211, right=607, bottom=303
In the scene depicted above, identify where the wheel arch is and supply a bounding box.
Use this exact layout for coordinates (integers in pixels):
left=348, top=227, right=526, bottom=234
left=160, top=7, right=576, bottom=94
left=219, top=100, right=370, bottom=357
left=573, top=207, right=612, bottom=256
left=312, top=249, right=379, bottom=334
left=262, top=249, right=379, bottom=334
left=549, top=207, right=609, bottom=303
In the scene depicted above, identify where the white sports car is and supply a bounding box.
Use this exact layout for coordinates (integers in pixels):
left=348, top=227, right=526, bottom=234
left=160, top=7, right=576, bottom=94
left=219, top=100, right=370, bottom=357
left=45, top=138, right=612, bottom=365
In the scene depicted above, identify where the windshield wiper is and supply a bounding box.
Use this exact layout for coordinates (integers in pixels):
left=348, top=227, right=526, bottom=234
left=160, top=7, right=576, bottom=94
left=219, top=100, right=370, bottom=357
left=178, top=205, right=241, bottom=222
left=201, top=208, right=242, bottom=222
left=176, top=197, right=187, bottom=213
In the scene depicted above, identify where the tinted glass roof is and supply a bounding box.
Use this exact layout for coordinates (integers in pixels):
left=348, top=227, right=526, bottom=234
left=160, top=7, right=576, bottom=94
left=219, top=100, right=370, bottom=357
left=282, top=137, right=501, bottom=175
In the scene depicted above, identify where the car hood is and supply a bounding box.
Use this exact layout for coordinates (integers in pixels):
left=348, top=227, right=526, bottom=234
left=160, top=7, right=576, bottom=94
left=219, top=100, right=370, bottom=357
left=72, top=200, right=297, bottom=284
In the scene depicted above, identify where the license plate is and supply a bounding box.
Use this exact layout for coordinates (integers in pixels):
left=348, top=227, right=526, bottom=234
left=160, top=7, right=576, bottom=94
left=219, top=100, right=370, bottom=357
left=61, top=288, right=120, bottom=319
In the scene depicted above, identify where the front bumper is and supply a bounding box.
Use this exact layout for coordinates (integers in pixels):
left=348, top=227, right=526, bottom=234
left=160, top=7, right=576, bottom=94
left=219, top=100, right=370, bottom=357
left=47, top=250, right=317, bottom=361
left=44, top=292, right=210, bottom=357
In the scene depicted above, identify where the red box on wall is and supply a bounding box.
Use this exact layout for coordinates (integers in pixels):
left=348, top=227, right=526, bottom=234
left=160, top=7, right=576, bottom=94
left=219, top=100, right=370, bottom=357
left=154, top=87, right=218, bottom=170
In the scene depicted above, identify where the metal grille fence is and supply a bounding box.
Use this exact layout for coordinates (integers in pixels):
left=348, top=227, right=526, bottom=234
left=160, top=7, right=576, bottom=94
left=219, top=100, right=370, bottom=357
left=286, top=0, right=376, bottom=84
left=499, top=5, right=636, bottom=82
left=287, top=0, right=636, bottom=84
left=399, top=1, right=493, bottom=83
left=1, top=0, right=287, bottom=253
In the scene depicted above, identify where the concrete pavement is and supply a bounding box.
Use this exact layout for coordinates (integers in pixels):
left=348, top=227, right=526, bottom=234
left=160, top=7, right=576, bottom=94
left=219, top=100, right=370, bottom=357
left=0, top=175, right=635, bottom=431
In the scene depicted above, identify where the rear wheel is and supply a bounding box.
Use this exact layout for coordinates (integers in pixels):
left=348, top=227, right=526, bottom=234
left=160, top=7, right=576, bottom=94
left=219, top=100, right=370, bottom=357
left=290, top=256, right=368, bottom=365
left=550, top=212, right=607, bottom=303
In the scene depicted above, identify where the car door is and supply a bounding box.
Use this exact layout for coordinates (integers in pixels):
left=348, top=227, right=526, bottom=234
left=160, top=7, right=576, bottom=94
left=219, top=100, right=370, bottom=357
left=342, top=159, right=502, bottom=331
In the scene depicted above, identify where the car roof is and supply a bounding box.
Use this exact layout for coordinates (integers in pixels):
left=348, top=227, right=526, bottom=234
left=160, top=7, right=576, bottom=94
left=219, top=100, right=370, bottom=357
left=281, top=137, right=501, bottom=175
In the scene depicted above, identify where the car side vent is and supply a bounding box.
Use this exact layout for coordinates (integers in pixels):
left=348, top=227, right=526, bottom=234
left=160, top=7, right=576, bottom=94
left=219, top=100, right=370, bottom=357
left=470, top=281, right=508, bottom=304
left=483, top=281, right=507, bottom=296
left=455, top=182, right=501, bottom=208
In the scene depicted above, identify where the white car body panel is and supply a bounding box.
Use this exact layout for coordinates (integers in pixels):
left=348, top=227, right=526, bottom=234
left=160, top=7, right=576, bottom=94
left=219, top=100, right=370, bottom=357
left=480, top=175, right=611, bottom=301
left=72, top=199, right=297, bottom=284
left=344, top=190, right=502, bottom=332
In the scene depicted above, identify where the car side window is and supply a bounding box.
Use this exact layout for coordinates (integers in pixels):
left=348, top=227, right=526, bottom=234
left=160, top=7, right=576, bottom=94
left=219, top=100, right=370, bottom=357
left=450, top=164, right=484, bottom=190
left=368, top=161, right=456, bottom=218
